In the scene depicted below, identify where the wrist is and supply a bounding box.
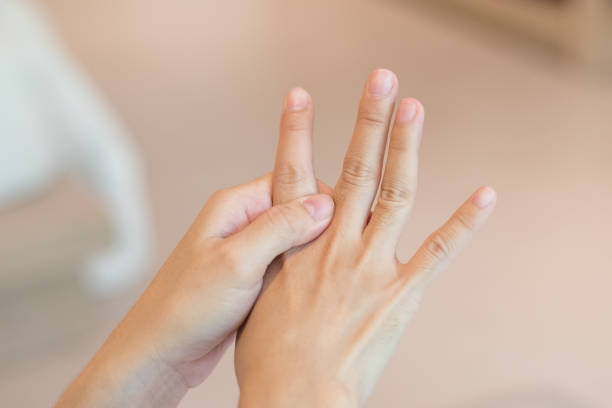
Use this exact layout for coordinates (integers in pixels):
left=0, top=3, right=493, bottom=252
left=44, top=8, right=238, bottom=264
left=57, top=318, right=188, bottom=407
left=238, top=379, right=358, bottom=408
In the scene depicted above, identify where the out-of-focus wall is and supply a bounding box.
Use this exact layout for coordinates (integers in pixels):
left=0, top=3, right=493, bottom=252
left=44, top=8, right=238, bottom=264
left=416, top=0, right=612, bottom=70
left=1, top=0, right=611, bottom=406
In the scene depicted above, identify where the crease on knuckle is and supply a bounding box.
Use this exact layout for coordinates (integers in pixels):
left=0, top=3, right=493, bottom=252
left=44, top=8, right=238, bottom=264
left=283, top=112, right=310, bottom=132
left=454, top=210, right=476, bottom=231
left=356, top=109, right=387, bottom=131
left=388, top=133, right=413, bottom=153
left=378, top=183, right=413, bottom=207
left=341, top=156, right=377, bottom=188
left=425, top=230, right=454, bottom=261
left=275, top=162, right=310, bottom=187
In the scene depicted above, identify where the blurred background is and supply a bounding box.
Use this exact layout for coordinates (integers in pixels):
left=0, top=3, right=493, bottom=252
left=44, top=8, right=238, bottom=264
left=1, top=0, right=611, bottom=406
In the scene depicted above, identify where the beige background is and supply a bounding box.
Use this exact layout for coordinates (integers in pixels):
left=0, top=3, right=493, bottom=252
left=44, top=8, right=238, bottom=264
left=1, top=0, right=612, bottom=406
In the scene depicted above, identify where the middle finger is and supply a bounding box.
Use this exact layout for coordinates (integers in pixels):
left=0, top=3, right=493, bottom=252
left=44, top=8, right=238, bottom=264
left=333, top=69, right=398, bottom=232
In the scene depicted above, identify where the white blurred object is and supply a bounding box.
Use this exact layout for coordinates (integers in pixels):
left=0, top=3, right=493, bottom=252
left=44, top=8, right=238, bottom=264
left=0, top=0, right=153, bottom=295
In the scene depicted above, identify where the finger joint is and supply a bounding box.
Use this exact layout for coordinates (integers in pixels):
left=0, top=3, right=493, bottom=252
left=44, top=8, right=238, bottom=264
left=340, top=156, right=378, bottom=188
left=275, top=162, right=311, bottom=188
left=356, top=109, right=388, bottom=132
left=425, top=230, right=454, bottom=261
left=378, top=183, right=414, bottom=207
left=283, top=112, right=311, bottom=132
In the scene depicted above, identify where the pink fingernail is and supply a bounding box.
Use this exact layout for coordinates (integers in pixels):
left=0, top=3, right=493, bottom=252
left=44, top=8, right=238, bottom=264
left=367, top=69, right=394, bottom=97
left=301, top=195, right=335, bottom=220
left=285, top=88, right=309, bottom=111
left=396, top=99, right=417, bottom=124
left=472, top=187, right=497, bottom=208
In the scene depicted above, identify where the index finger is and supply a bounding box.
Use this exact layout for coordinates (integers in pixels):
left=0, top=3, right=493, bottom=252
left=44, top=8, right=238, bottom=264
left=272, top=87, right=318, bottom=205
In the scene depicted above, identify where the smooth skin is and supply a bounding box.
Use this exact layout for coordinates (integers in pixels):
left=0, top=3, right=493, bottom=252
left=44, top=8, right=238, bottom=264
left=235, top=69, right=496, bottom=407
left=57, top=68, right=496, bottom=408
left=56, top=175, right=335, bottom=406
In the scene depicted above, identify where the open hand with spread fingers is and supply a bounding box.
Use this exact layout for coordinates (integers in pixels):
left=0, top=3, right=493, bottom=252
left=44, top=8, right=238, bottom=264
left=235, top=69, right=497, bottom=407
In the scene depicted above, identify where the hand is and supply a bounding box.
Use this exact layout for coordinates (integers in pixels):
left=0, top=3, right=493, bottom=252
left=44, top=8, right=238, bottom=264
left=57, top=173, right=334, bottom=407
left=235, top=69, right=497, bottom=407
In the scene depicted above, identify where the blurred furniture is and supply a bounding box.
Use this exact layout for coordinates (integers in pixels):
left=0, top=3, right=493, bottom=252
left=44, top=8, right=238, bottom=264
left=427, top=0, right=612, bottom=70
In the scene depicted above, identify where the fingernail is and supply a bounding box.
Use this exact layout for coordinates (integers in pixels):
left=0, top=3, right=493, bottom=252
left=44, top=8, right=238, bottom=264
left=472, top=187, right=497, bottom=208
left=301, top=194, right=335, bottom=220
left=367, top=69, right=394, bottom=97
left=285, top=88, right=309, bottom=111
left=396, top=99, right=417, bottom=124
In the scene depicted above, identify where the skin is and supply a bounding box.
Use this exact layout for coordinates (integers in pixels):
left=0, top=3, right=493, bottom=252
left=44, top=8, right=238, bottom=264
left=56, top=69, right=496, bottom=408
left=56, top=174, right=335, bottom=406
left=235, top=69, right=497, bottom=407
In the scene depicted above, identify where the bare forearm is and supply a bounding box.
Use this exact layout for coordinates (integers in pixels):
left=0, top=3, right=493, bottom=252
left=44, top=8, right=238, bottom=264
left=56, top=313, right=187, bottom=408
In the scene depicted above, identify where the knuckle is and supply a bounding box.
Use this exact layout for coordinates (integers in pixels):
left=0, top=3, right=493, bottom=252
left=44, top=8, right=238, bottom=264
left=275, top=162, right=310, bottom=187
left=388, top=132, right=413, bottom=152
left=282, top=112, right=310, bottom=132
left=209, top=188, right=233, bottom=205
left=378, top=183, right=413, bottom=207
left=425, top=230, right=454, bottom=261
left=341, top=156, right=378, bottom=187
left=216, top=242, right=242, bottom=272
left=356, top=109, right=387, bottom=131
left=454, top=210, right=476, bottom=231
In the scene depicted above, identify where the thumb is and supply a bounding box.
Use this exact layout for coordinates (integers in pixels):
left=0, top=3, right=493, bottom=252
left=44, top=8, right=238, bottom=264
left=227, top=194, right=334, bottom=268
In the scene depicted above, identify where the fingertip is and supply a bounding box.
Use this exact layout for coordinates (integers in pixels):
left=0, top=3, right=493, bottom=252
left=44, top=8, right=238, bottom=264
left=284, top=87, right=312, bottom=112
left=471, top=186, right=497, bottom=209
left=366, top=68, right=398, bottom=98
left=396, top=97, right=424, bottom=121
left=394, top=98, right=414, bottom=123
left=275, top=86, right=317, bottom=203
left=300, top=194, right=335, bottom=221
